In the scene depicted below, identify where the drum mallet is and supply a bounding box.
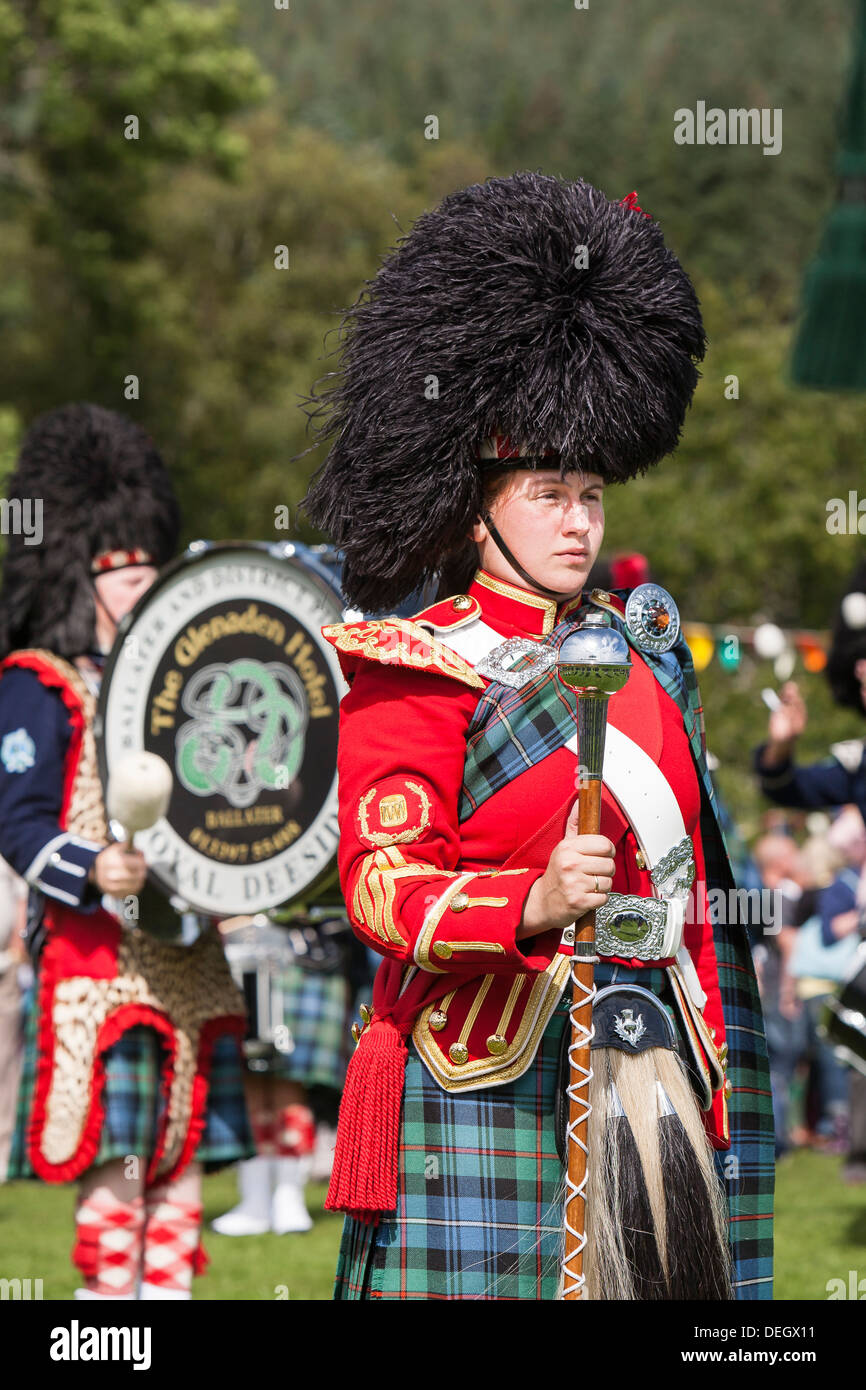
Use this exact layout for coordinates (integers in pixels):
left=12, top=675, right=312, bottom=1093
left=106, top=751, right=173, bottom=849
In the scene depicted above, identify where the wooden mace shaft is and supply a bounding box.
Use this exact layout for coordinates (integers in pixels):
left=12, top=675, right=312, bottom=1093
left=562, top=775, right=602, bottom=1299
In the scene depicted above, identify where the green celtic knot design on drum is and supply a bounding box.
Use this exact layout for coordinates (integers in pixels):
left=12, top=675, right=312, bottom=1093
left=176, top=659, right=308, bottom=806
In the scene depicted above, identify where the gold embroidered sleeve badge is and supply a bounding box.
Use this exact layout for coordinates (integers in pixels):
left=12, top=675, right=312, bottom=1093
left=356, top=777, right=433, bottom=848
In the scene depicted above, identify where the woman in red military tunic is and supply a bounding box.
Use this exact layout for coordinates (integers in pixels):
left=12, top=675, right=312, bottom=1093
left=303, top=172, right=774, bottom=1299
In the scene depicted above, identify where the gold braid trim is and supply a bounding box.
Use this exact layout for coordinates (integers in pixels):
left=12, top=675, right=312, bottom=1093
left=323, top=620, right=484, bottom=689
left=351, top=846, right=460, bottom=947
left=413, top=953, right=572, bottom=1089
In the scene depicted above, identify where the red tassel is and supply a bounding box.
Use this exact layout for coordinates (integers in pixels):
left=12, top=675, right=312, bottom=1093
left=325, top=1018, right=408, bottom=1218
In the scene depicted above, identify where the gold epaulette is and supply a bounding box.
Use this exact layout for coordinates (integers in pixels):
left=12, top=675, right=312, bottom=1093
left=322, top=618, right=484, bottom=690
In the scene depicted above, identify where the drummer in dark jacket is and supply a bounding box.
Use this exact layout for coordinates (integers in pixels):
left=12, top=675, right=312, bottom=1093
left=753, top=557, right=866, bottom=1181
left=0, top=403, right=254, bottom=1297
left=754, top=559, right=866, bottom=821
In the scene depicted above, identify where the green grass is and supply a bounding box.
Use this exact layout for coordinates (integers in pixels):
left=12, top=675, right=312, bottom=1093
left=0, top=1174, right=344, bottom=1301
left=1, top=1152, right=864, bottom=1300
left=774, top=1151, right=866, bottom=1300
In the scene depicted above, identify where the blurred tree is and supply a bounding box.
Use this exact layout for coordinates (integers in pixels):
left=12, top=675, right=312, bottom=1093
left=130, top=114, right=424, bottom=543
left=0, top=0, right=269, bottom=402
left=235, top=0, right=854, bottom=306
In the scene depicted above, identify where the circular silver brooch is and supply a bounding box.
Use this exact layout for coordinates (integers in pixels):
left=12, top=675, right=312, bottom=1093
left=624, top=583, right=681, bottom=654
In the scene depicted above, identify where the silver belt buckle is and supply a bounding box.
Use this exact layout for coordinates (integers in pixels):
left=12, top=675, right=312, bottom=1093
left=596, top=835, right=696, bottom=960
left=596, top=894, right=668, bottom=960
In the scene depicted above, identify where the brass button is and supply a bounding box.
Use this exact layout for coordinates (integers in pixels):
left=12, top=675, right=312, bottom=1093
left=452, top=595, right=473, bottom=611
left=635, top=850, right=647, bottom=871
left=433, top=942, right=453, bottom=960
left=450, top=892, right=470, bottom=912
left=359, top=1003, right=372, bottom=1024
left=429, top=1009, right=448, bottom=1032
left=449, top=1042, right=469, bottom=1065
left=351, top=1022, right=361, bottom=1043
left=592, top=588, right=611, bottom=603
left=724, top=1079, right=733, bottom=1099
left=709, top=1026, right=717, bottom=1040
left=486, top=1034, right=507, bottom=1056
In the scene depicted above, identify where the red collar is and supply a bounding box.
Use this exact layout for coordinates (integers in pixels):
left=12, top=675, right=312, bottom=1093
left=468, top=570, right=585, bottom=639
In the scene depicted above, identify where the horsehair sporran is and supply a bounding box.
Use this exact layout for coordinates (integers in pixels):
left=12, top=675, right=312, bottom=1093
left=583, top=1044, right=732, bottom=1300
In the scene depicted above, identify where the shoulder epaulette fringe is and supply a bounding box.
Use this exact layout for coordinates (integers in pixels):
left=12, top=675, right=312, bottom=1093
left=322, top=619, right=484, bottom=690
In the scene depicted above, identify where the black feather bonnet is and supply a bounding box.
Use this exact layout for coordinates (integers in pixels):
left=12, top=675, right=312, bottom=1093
left=0, top=403, right=180, bottom=659
left=302, top=171, right=707, bottom=611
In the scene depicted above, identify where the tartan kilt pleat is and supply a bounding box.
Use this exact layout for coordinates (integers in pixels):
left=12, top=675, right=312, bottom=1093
left=334, top=953, right=774, bottom=1301
left=335, top=998, right=569, bottom=1301
left=7, top=993, right=254, bottom=1181
left=262, top=966, right=351, bottom=1091
left=712, top=925, right=776, bottom=1299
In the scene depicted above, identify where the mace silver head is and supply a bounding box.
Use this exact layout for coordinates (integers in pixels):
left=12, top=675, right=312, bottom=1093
left=557, top=611, right=632, bottom=694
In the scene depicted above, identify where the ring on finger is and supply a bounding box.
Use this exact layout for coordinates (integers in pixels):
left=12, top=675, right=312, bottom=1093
left=594, top=876, right=599, bottom=894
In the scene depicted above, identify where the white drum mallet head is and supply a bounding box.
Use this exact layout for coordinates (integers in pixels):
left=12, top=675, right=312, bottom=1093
left=106, top=752, right=173, bottom=849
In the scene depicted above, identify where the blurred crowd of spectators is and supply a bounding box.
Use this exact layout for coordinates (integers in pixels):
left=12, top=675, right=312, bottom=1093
left=752, top=804, right=866, bottom=1179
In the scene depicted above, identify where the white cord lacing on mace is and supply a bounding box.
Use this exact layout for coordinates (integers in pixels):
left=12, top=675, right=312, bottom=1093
left=560, top=962, right=595, bottom=1299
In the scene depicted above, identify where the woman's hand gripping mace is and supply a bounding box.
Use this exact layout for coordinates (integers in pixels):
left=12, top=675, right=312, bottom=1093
left=556, top=612, right=631, bottom=1300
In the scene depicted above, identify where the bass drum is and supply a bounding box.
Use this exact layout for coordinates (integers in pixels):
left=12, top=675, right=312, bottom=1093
left=97, top=540, right=350, bottom=918
left=820, top=941, right=866, bottom=1078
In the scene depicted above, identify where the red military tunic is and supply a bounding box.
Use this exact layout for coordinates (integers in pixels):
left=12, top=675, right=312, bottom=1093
left=323, top=570, right=729, bottom=1211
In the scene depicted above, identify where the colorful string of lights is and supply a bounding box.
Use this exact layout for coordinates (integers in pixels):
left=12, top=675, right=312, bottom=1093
left=682, top=622, right=828, bottom=677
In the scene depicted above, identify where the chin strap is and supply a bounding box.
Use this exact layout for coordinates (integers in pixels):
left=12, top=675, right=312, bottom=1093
left=482, top=513, right=576, bottom=602
left=90, top=581, right=119, bottom=655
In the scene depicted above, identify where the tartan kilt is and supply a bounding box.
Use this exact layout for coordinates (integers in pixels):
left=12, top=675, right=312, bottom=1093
left=7, top=992, right=255, bottom=1181
left=334, top=954, right=774, bottom=1300
left=261, top=965, right=351, bottom=1092
left=712, top=927, right=776, bottom=1299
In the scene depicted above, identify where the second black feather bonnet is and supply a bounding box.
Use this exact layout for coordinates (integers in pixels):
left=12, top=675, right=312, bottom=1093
left=0, top=403, right=180, bottom=659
